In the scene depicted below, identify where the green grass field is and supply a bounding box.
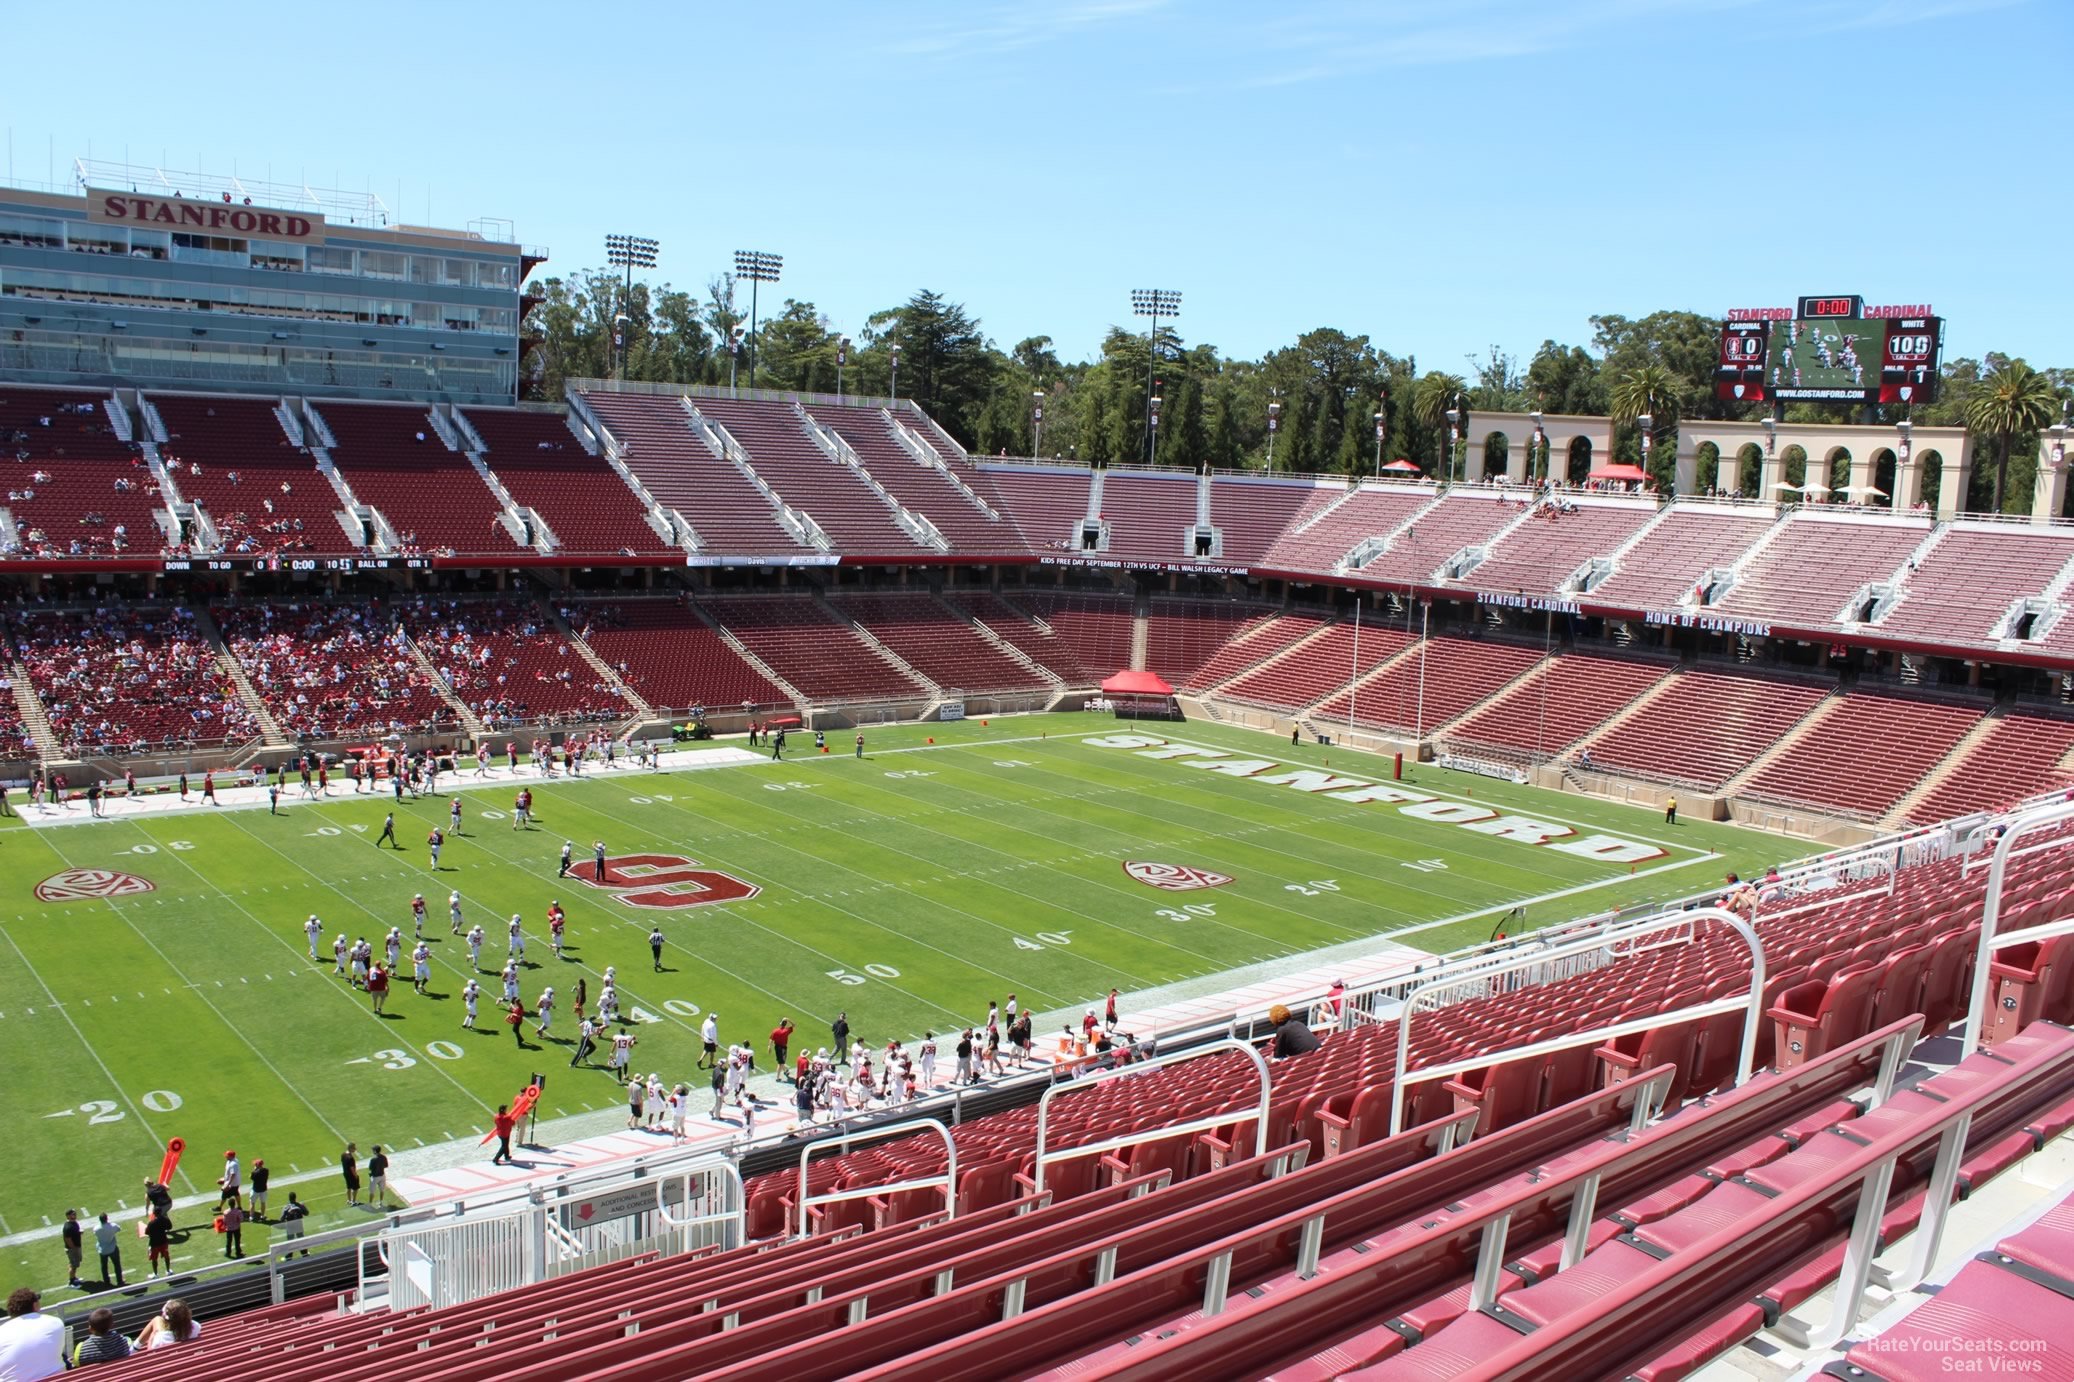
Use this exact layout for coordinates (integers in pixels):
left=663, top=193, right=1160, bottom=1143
left=0, top=712, right=1778, bottom=1287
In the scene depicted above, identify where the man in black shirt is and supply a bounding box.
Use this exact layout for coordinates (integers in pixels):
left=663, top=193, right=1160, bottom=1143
left=1267, top=1003, right=1321, bottom=1059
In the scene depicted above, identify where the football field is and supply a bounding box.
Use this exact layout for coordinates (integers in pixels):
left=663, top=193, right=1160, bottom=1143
left=0, top=712, right=1775, bottom=1282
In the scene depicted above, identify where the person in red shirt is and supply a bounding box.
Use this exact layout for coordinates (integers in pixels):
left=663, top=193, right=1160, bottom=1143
left=795, top=1049, right=811, bottom=1087
left=368, top=963, right=390, bottom=1014
left=202, top=770, right=217, bottom=804
left=506, top=998, right=527, bottom=1048
left=491, top=1105, right=516, bottom=1165
left=771, top=1019, right=795, bottom=1078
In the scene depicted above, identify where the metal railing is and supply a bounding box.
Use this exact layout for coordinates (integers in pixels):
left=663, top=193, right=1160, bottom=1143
left=1387, top=906, right=1765, bottom=1136
left=1033, top=1039, right=1270, bottom=1195
left=795, top=1117, right=956, bottom=1240
left=1962, top=795, right=2074, bottom=1057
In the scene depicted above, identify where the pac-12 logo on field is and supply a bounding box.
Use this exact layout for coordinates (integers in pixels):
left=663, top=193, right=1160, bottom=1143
left=572, top=854, right=759, bottom=910
left=1123, top=861, right=1234, bottom=892
left=36, top=869, right=156, bottom=903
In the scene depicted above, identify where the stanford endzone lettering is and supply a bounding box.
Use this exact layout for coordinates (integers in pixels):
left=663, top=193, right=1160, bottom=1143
left=1084, top=735, right=1664, bottom=864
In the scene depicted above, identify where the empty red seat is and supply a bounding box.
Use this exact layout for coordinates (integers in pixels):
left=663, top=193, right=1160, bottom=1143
left=1767, top=963, right=1883, bottom=1069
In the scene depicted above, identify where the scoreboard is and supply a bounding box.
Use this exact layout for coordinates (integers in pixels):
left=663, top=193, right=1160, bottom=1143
left=1715, top=298, right=1941, bottom=405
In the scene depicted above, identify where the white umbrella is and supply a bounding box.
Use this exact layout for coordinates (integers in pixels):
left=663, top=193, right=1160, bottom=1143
left=1836, top=483, right=1889, bottom=499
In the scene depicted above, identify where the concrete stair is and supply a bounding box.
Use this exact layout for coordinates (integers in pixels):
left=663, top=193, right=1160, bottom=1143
left=931, top=593, right=1063, bottom=690
left=400, top=629, right=487, bottom=738
left=6, top=656, right=60, bottom=760
left=1197, top=616, right=1345, bottom=696
left=1883, top=708, right=2006, bottom=828
left=682, top=602, right=805, bottom=709
left=543, top=600, right=653, bottom=717
left=810, top=592, right=941, bottom=697
left=191, top=606, right=290, bottom=747
left=1720, top=686, right=1843, bottom=794
left=1130, top=593, right=1149, bottom=671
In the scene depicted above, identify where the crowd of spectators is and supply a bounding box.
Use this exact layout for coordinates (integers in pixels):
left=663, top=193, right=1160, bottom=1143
left=408, top=598, right=633, bottom=726
left=13, top=606, right=257, bottom=754
left=214, top=601, right=457, bottom=740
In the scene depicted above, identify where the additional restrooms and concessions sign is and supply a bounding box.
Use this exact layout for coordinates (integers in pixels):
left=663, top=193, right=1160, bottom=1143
left=89, top=188, right=326, bottom=242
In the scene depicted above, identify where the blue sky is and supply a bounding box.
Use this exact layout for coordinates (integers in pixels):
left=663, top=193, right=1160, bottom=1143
left=4, top=0, right=2064, bottom=371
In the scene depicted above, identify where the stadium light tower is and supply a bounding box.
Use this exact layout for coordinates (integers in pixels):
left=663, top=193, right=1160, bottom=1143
left=1530, top=407, right=1547, bottom=485
left=889, top=343, right=902, bottom=403
left=1131, top=289, right=1181, bottom=464
left=1373, top=410, right=1386, bottom=477
left=1638, top=411, right=1654, bottom=486
left=837, top=336, right=850, bottom=402
left=1266, top=394, right=1282, bottom=471
left=732, top=249, right=783, bottom=389
left=1032, top=389, right=1046, bottom=458
left=1444, top=399, right=1462, bottom=482
left=603, top=233, right=658, bottom=380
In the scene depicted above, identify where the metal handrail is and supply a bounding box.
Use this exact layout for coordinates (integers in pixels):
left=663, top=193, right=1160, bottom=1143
left=795, top=1116, right=957, bottom=1240
left=1388, top=906, right=1766, bottom=1136
left=1033, top=1039, right=1270, bottom=1195
left=1962, top=796, right=2074, bottom=1057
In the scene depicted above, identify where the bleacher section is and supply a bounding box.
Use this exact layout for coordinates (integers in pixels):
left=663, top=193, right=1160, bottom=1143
left=944, top=591, right=1090, bottom=684
left=559, top=600, right=789, bottom=713
left=14, top=607, right=257, bottom=752
left=1177, top=609, right=1329, bottom=692
left=1715, top=512, right=1934, bottom=624
left=1354, top=489, right=1524, bottom=584
left=1219, top=619, right=1411, bottom=712
left=827, top=593, right=1049, bottom=694
left=580, top=391, right=803, bottom=554
left=458, top=407, right=675, bottom=556
left=1210, top=475, right=1340, bottom=566
left=313, top=401, right=514, bottom=556
left=982, top=466, right=1091, bottom=554
left=1739, top=690, right=1985, bottom=820
left=693, top=396, right=920, bottom=552
left=405, top=598, right=634, bottom=726
left=699, top=595, right=929, bottom=702
left=1094, top=471, right=1199, bottom=562
left=1315, top=634, right=1545, bottom=734
left=1906, top=708, right=2074, bottom=824
left=1586, top=506, right=1775, bottom=611
left=1442, top=650, right=1675, bottom=762
left=1582, top=665, right=1832, bottom=789
left=1462, top=498, right=1655, bottom=595
left=1258, top=482, right=1431, bottom=572
left=1001, top=591, right=1134, bottom=681
left=1143, top=596, right=1278, bottom=688
left=215, top=601, right=456, bottom=740
left=151, top=393, right=346, bottom=556
left=1877, top=524, right=2074, bottom=646
left=0, top=385, right=166, bottom=557
left=808, top=407, right=1019, bottom=553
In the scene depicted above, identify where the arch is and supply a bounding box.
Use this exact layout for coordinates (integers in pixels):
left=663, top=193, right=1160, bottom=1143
left=1481, top=431, right=1510, bottom=481
left=1780, top=444, right=1809, bottom=499
left=1736, top=443, right=1764, bottom=498
left=1566, top=435, right=1593, bottom=486
left=1920, top=448, right=1946, bottom=513
left=1693, top=440, right=1721, bottom=493
left=1870, top=447, right=1898, bottom=505
left=1824, top=445, right=1853, bottom=496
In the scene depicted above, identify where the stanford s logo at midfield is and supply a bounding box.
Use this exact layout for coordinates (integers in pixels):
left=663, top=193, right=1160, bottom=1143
left=1123, top=861, right=1234, bottom=892
left=36, top=869, right=156, bottom=903
left=572, top=854, right=760, bottom=909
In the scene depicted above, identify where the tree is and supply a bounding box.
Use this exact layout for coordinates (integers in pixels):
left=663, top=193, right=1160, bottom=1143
left=1412, top=371, right=1468, bottom=476
left=890, top=291, right=997, bottom=446
left=1610, top=364, right=1679, bottom=484
left=1965, top=360, right=2062, bottom=513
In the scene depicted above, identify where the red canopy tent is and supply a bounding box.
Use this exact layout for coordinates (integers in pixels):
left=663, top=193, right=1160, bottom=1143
left=1100, top=670, right=1175, bottom=697
left=1381, top=458, right=1422, bottom=474
left=1099, top=669, right=1181, bottom=721
left=1587, top=463, right=1650, bottom=484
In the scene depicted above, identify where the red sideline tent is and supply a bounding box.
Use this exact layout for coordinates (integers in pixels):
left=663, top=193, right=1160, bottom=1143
left=1099, top=669, right=1181, bottom=721
left=1100, top=670, right=1174, bottom=697
left=1587, top=463, right=1650, bottom=484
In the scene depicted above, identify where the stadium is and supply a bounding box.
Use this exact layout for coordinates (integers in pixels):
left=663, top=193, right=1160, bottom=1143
left=4, top=20, right=2074, bottom=1375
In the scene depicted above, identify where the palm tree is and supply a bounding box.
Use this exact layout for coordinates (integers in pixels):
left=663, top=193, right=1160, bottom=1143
left=1412, top=371, right=1467, bottom=478
left=1610, top=365, right=1678, bottom=478
left=1965, top=360, right=2060, bottom=513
